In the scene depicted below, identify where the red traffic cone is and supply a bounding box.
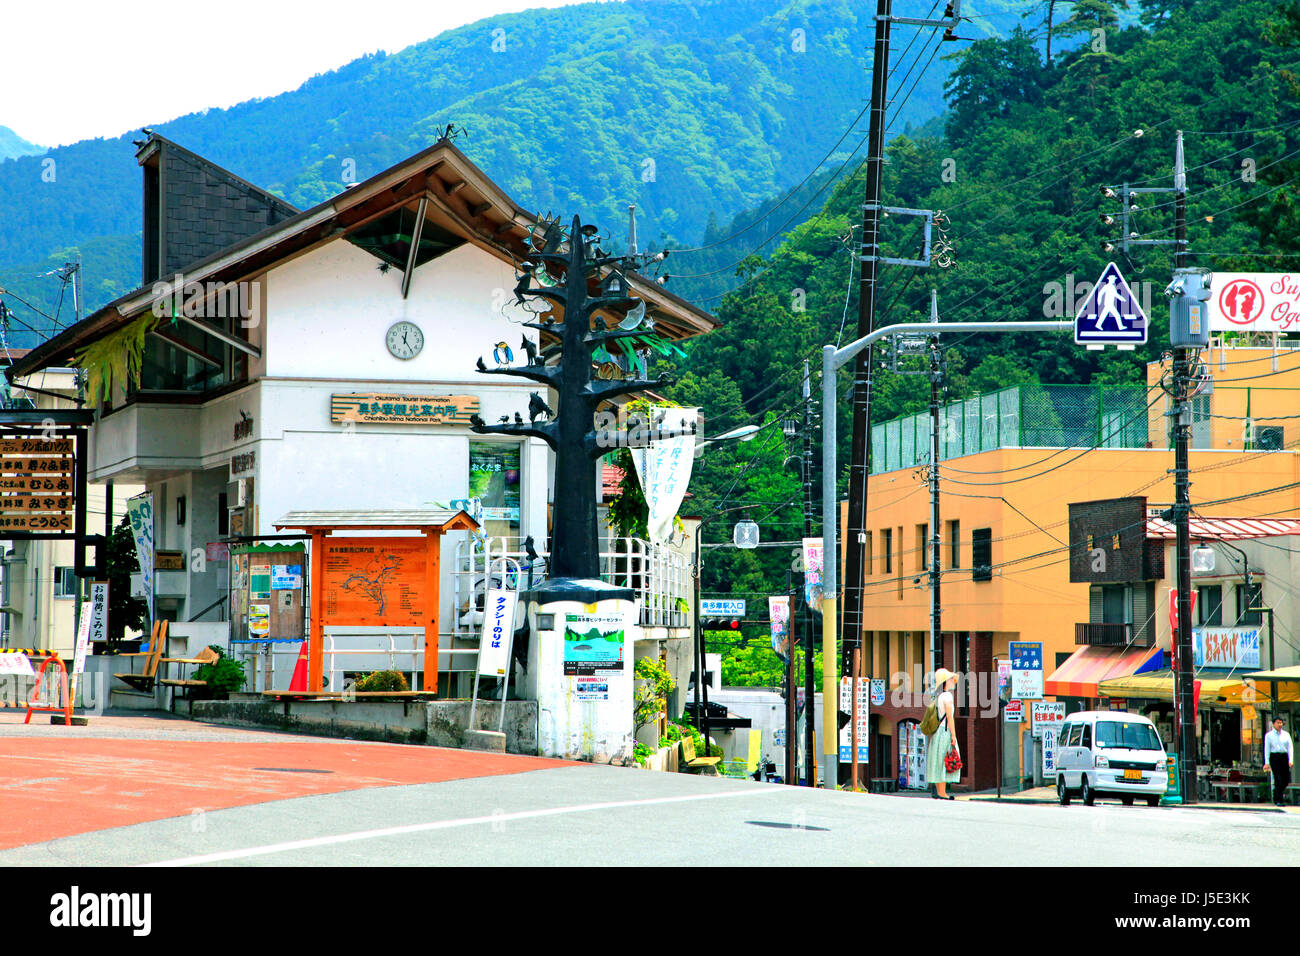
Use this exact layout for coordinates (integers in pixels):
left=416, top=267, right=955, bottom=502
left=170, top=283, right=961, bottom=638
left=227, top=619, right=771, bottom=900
left=288, top=641, right=309, bottom=691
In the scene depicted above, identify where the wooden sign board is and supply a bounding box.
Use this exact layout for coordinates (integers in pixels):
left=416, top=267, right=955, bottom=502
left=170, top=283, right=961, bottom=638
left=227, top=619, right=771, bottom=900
left=0, top=495, right=73, bottom=512
left=0, top=513, right=72, bottom=532
left=0, top=476, right=73, bottom=492
left=155, top=550, right=185, bottom=570
left=330, top=394, right=480, bottom=426
left=0, top=438, right=73, bottom=455
left=320, top=537, right=427, bottom=626
left=0, top=457, right=74, bottom=475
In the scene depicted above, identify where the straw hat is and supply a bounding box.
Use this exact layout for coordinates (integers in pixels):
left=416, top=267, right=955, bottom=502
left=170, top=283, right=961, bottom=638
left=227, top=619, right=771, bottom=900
left=934, top=667, right=958, bottom=688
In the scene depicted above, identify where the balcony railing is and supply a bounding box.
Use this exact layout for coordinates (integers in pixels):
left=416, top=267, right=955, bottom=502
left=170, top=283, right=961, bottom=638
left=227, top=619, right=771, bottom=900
left=1075, top=621, right=1152, bottom=648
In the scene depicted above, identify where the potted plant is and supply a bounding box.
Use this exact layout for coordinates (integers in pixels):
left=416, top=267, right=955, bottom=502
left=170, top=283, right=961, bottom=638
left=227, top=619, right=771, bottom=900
left=192, top=645, right=247, bottom=700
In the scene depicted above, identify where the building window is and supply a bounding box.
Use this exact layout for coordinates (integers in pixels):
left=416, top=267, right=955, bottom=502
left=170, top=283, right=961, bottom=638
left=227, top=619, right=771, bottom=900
left=972, top=528, right=992, bottom=581
left=1197, top=585, right=1222, bottom=627
left=469, top=442, right=522, bottom=541
left=1101, top=584, right=1130, bottom=624
left=917, top=523, right=928, bottom=571
left=54, top=567, right=77, bottom=599
left=948, top=520, right=960, bottom=569
left=1236, top=582, right=1263, bottom=626
left=882, top=528, right=893, bottom=574
left=863, top=531, right=872, bottom=577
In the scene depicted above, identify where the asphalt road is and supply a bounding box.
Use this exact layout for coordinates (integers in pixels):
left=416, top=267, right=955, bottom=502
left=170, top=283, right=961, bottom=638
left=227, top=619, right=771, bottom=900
left=1, top=713, right=1296, bottom=866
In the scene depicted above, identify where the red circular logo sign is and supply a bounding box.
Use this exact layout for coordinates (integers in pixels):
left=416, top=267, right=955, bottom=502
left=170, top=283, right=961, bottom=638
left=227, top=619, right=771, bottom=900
left=1218, top=278, right=1265, bottom=325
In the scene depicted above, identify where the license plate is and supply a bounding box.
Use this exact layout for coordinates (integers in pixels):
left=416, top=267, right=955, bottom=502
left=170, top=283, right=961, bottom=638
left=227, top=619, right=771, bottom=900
left=1123, top=769, right=1142, bottom=780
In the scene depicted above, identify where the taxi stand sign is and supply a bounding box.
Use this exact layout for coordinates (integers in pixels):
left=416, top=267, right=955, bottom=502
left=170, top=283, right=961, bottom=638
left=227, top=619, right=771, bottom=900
left=1074, top=262, right=1148, bottom=351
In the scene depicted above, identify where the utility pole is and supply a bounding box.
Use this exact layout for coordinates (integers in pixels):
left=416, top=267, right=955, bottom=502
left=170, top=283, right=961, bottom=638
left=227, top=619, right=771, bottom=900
left=801, top=359, right=817, bottom=786
left=1167, top=130, right=1207, bottom=804
left=841, top=0, right=893, bottom=794
left=786, top=572, right=797, bottom=786
left=928, top=291, right=944, bottom=672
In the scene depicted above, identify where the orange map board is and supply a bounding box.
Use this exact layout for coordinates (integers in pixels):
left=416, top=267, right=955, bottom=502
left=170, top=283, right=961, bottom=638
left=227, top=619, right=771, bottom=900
left=321, top=538, right=427, bottom=626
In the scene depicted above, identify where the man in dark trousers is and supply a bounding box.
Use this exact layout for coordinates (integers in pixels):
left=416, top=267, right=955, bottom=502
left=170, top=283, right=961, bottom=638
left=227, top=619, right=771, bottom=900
left=1265, top=716, right=1294, bottom=807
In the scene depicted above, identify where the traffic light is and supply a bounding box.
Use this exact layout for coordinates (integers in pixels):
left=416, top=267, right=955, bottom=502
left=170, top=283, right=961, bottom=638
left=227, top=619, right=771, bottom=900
left=699, top=617, right=742, bottom=632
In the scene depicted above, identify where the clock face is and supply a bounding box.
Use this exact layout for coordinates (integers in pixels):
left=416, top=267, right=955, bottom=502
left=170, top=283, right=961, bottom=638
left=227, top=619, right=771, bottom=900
left=386, top=321, right=424, bottom=360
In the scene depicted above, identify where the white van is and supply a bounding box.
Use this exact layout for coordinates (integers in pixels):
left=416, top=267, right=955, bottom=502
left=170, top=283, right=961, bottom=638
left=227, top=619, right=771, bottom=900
left=1055, top=711, right=1168, bottom=807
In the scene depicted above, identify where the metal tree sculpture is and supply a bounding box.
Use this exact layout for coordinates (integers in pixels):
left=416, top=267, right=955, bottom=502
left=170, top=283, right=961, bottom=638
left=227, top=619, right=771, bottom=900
left=470, top=214, right=691, bottom=584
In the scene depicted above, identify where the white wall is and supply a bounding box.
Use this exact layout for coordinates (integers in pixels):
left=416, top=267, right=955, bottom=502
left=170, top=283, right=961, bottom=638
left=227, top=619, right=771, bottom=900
left=264, top=240, right=533, bottom=381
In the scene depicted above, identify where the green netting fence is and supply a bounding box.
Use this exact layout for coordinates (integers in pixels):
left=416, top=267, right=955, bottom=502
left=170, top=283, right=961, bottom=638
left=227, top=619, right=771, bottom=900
left=870, top=384, right=1150, bottom=474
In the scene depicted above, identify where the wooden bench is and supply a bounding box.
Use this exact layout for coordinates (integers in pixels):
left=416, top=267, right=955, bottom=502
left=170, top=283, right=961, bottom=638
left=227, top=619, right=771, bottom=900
left=158, top=646, right=220, bottom=703
left=680, top=736, right=721, bottom=773
left=112, top=621, right=169, bottom=692
left=870, top=777, right=898, bottom=794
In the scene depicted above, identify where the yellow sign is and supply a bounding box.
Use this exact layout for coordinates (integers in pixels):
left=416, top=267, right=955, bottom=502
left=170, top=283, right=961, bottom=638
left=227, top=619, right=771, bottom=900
left=321, top=538, right=428, bottom=626
left=330, top=394, right=480, bottom=426
left=0, top=457, right=74, bottom=475
left=0, top=495, right=73, bottom=512
left=0, top=514, right=72, bottom=531
left=1243, top=704, right=1258, bottom=721
left=0, top=438, right=72, bottom=455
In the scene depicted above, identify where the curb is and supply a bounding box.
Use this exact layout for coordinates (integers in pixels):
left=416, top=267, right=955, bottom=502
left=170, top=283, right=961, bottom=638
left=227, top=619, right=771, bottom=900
left=964, top=795, right=1292, bottom=813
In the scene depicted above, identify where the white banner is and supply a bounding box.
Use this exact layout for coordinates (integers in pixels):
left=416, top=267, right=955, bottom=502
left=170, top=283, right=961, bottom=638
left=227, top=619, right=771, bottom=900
left=1193, top=626, right=1261, bottom=669
left=802, top=537, right=824, bottom=608
left=126, top=493, right=155, bottom=628
left=769, top=595, right=791, bottom=660
left=1207, top=273, right=1300, bottom=332
left=477, top=585, right=519, bottom=677
left=1042, top=729, right=1058, bottom=776
left=0, top=653, right=35, bottom=677
left=630, top=406, right=698, bottom=545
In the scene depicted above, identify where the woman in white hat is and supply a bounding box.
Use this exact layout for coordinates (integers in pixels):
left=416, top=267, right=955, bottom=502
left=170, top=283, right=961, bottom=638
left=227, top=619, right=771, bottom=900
left=927, top=668, right=961, bottom=799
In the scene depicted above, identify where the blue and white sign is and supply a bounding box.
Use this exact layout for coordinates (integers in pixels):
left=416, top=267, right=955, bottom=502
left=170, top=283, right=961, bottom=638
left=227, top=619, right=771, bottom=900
left=1042, top=728, right=1058, bottom=776
left=477, top=585, right=519, bottom=677
left=700, top=598, right=746, bottom=617
left=1074, top=262, right=1148, bottom=347
left=1010, top=641, right=1043, bottom=700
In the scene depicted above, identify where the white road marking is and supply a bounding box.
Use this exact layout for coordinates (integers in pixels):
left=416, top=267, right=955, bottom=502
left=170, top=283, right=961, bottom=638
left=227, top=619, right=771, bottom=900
left=142, top=786, right=789, bottom=866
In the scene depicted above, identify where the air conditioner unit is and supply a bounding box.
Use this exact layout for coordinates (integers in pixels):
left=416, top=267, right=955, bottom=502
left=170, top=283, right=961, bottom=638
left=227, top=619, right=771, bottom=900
left=1258, top=425, right=1284, bottom=450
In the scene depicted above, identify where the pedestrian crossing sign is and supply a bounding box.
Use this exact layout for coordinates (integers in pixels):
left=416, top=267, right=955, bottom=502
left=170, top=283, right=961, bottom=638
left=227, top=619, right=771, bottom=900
left=1074, top=262, right=1147, bottom=348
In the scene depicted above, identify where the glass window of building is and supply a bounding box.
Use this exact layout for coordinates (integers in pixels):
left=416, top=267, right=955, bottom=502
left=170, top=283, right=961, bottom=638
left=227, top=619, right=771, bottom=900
left=469, top=442, right=521, bottom=542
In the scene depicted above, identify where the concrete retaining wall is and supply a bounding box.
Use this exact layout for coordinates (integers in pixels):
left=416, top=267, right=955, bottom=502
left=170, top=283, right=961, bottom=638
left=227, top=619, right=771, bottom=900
left=192, top=697, right=538, bottom=754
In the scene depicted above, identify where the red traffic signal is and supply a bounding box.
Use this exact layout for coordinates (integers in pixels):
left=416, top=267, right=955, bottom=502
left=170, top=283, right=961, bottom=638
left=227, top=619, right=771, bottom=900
left=700, top=617, right=742, bottom=631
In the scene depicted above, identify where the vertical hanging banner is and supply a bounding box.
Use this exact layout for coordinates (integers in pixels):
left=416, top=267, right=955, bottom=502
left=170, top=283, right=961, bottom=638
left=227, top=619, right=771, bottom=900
left=477, top=584, right=519, bottom=677
left=801, top=537, right=824, bottom=609
left=769, top=595, right=791, bottom=661
left=126, top=493, right=155, bottom=631
left=630, top=406, right=698, bottom=544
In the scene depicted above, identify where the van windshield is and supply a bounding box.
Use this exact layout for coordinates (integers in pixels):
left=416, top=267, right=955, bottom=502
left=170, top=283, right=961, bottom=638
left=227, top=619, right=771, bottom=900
left=1096, top=720, right=1161, bottom=751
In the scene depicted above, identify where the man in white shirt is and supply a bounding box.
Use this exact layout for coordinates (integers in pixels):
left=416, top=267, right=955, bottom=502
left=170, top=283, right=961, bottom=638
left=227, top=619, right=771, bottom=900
left=1265, top=717, right=1294, bottom=807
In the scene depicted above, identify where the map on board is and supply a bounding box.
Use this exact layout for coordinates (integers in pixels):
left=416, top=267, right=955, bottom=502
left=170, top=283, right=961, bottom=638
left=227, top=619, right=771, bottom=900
left=321, top=538, right=426, bottom=626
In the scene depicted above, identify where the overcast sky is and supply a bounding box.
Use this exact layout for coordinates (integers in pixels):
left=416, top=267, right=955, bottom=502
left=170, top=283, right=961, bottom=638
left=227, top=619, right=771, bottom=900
left=3, top=0, right=601, bottom=148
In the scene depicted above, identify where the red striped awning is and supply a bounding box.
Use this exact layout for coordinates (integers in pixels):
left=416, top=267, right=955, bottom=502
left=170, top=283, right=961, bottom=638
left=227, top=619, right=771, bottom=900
left=1044, top=645, right=1164, bottom=699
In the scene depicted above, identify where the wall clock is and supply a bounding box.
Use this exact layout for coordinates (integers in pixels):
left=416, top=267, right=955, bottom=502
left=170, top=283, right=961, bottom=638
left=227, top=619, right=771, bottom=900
left=386, top=321, right=424, bottom=360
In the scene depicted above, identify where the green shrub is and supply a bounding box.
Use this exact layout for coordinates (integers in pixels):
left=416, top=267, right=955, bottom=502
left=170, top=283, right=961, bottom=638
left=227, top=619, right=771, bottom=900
left=193, top=645, right=246, bottom=699
left=633, top=741, right=654, bottom=767
left=356, top=670, right=409, bottom=693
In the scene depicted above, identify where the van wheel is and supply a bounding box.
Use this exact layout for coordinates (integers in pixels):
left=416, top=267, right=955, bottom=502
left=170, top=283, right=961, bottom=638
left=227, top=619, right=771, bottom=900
left=1147, top=796, right=1161, bottom=807
left=1081, top=777, right=1095, bottom=806
left=1121, top=796, right=1134, bottom=806
left=1057, top=775, right=1071, bottom=806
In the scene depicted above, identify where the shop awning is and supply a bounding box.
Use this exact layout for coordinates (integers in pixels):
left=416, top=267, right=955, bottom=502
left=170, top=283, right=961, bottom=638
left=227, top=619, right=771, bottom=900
left=1044, top=645, right=1164, bottom=698
left=1246, top=665, right=1300, bottom=683
left=1098, top=668, right=1300, bottom=705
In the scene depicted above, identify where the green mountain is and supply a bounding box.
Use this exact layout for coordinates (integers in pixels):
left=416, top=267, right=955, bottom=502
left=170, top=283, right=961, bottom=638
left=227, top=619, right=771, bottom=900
left=0, top=0, right=1044, bottom=344
left=0, top=127, right=43, bottom=163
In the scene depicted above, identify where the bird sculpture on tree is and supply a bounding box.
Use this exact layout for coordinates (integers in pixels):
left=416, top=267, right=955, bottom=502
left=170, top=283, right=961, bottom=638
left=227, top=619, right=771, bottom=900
left=468, top=213, right=695, bottom=582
